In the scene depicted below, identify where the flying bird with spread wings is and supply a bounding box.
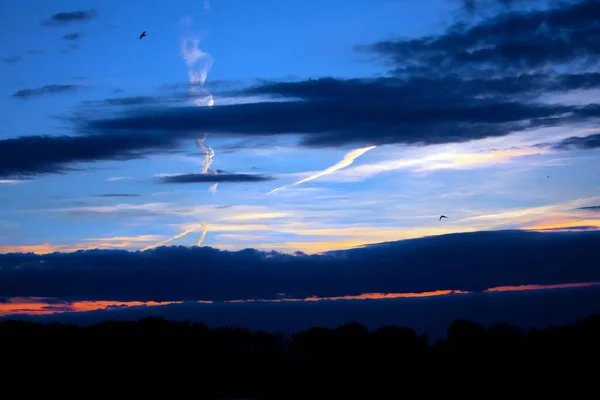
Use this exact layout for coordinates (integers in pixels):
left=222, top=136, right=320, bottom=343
left=139, top=31, right=147, bottom=39
left=439, top=215, right=448, bottom=221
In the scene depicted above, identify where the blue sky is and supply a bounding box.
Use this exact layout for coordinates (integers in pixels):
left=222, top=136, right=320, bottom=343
left=1, top=0, right=599, bottom=257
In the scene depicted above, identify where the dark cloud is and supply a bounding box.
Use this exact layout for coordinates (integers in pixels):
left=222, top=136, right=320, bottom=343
left=62, top=32, right=83, bottom=41
left=533, top=226, right=599, bottom=232
left=495, top=0, right=525, bottom=5
left=2, top=55, right=23, bottom=64
left=552, top=133, right=600, bottom=150
left=98, top=194, right=141, bottom=198
left=2, top=50, right=47, bottom=65
left=12, top=84, right=87, bottom=100
left=81, top=92, right=212, bottom=108
left=3, top=50, right=50, bottom=65
left=360, top=0, right=600, bottom=76
left=41, top=10, right=97, bottom=26
left=3, top=71, right=591, bottom=179
left=80, top=75, right=600, bottom=148
left=0, top=133, right=179, bottom=179
left=575, top=206, right=600, bottom=212
left=0, top=297, right=8, bottom=303
left=240, top=73, right=600, bottom=102
left=40, top=297, right=71, bottom=305
left=462, top=0, right=477, bottom=14
left=82, top=96, right=161, bottom=107
left=40, top=305, right=74, bottom=312
left=461, top=0, right=539, bottom=16
left=2, top=74, right=600, bottom=179
left=0, top=230, right=599, bottom=303
left=158, top=172, right=274, bottom=184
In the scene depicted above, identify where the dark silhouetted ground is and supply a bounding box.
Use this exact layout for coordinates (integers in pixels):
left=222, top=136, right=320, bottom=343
left=2, top=315, right=598, bottom=398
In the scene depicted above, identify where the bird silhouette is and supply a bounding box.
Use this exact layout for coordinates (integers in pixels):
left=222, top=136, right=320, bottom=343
left=439, top=215, right=448, bottom=220
left=139, top=31, right=147, bottom=39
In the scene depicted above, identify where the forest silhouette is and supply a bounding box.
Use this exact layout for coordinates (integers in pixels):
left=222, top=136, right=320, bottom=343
left=3, top=314, right=598, bottom=398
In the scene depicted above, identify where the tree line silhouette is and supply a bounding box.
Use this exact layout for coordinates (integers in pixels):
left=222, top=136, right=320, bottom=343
left=2, top=314, right=599, bottom=398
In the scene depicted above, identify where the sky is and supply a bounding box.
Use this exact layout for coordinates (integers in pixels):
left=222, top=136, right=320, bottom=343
left=1, top=0, right=600, bottom=327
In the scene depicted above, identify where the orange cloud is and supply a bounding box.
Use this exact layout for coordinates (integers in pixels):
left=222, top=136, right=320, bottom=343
left=0, top=235, right=166, bottom=254
left=237, top=289, right=471, bottom=302
left=523, top=219, right=600, bottom=232
left=0, top=298, right=182, bottom=316
left=485, top=282, right=600, bottom=292
left=3, top=282, right=600, bottom=317
left=0, top=243, right=61, bottom=254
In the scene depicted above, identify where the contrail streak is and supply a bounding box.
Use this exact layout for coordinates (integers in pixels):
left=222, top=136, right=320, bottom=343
left=137, top=19, right=215, bottom=254
left=141, top=222, right=208, bottom=251
left=181, top=37, right=214, bottom=106
left=179, top=20, right=215, bottom=244
left=196, top=135, right=215, bottom=173
left=141, top=227, right=200, bottom=251
left=267, top=145, right=376, bottom=195
left=181, top=22, right=218, bottom=193
left=197, top=223, right=208, bottom=245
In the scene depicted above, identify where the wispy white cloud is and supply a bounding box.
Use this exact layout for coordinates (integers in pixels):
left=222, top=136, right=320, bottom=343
left=0, top=235, right=166, bottom=254
left=141, top=227, right=201, bottom=251
left=106, top=176, right=130, bottom=182
left=216, top=233, right=266, bottom=241
left=225, top=212, right=292, bottom=222
left=327, top=145, right=550, bottom=183
left=267, top=146, right=376, bottom=195
left=83, top=235, right=164, bottom=243
left=181, top=30, right=214, bottom=107
left=462, top=196, right=600, bottom=225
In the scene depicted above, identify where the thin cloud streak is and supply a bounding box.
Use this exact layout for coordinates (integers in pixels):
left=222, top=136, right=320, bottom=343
left=141, top=227, right=201, bottom=251
left=328, top=145, right=551, bottom=182
left=267, top=146, right=376, bottom=195
left=0, top=235, right=167, bottom=254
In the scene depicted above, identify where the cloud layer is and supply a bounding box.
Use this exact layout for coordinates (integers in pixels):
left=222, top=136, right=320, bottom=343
left=61, top=32, right=83, bottom=41
left=158, top=173, right=275, bottom=184
left=1, top=230, right=599, bottom=302
left=7, top=286, right=600, bottom=339
left=81, top=84, right=598, bottom=148
left=553, top=133, right=600, bottom=150
left=0, top=133, right=177, bottom=179
left=360, top=0, right=600, bottom=76
left=12, top=84, right=86, bottom=99
left=41, top=10, right=97, bottom=26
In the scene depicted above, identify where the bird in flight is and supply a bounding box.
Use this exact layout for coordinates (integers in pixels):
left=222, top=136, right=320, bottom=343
left=439, top=215, right=448, bottom=221
left=139, top=31, right=147, bottom=39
